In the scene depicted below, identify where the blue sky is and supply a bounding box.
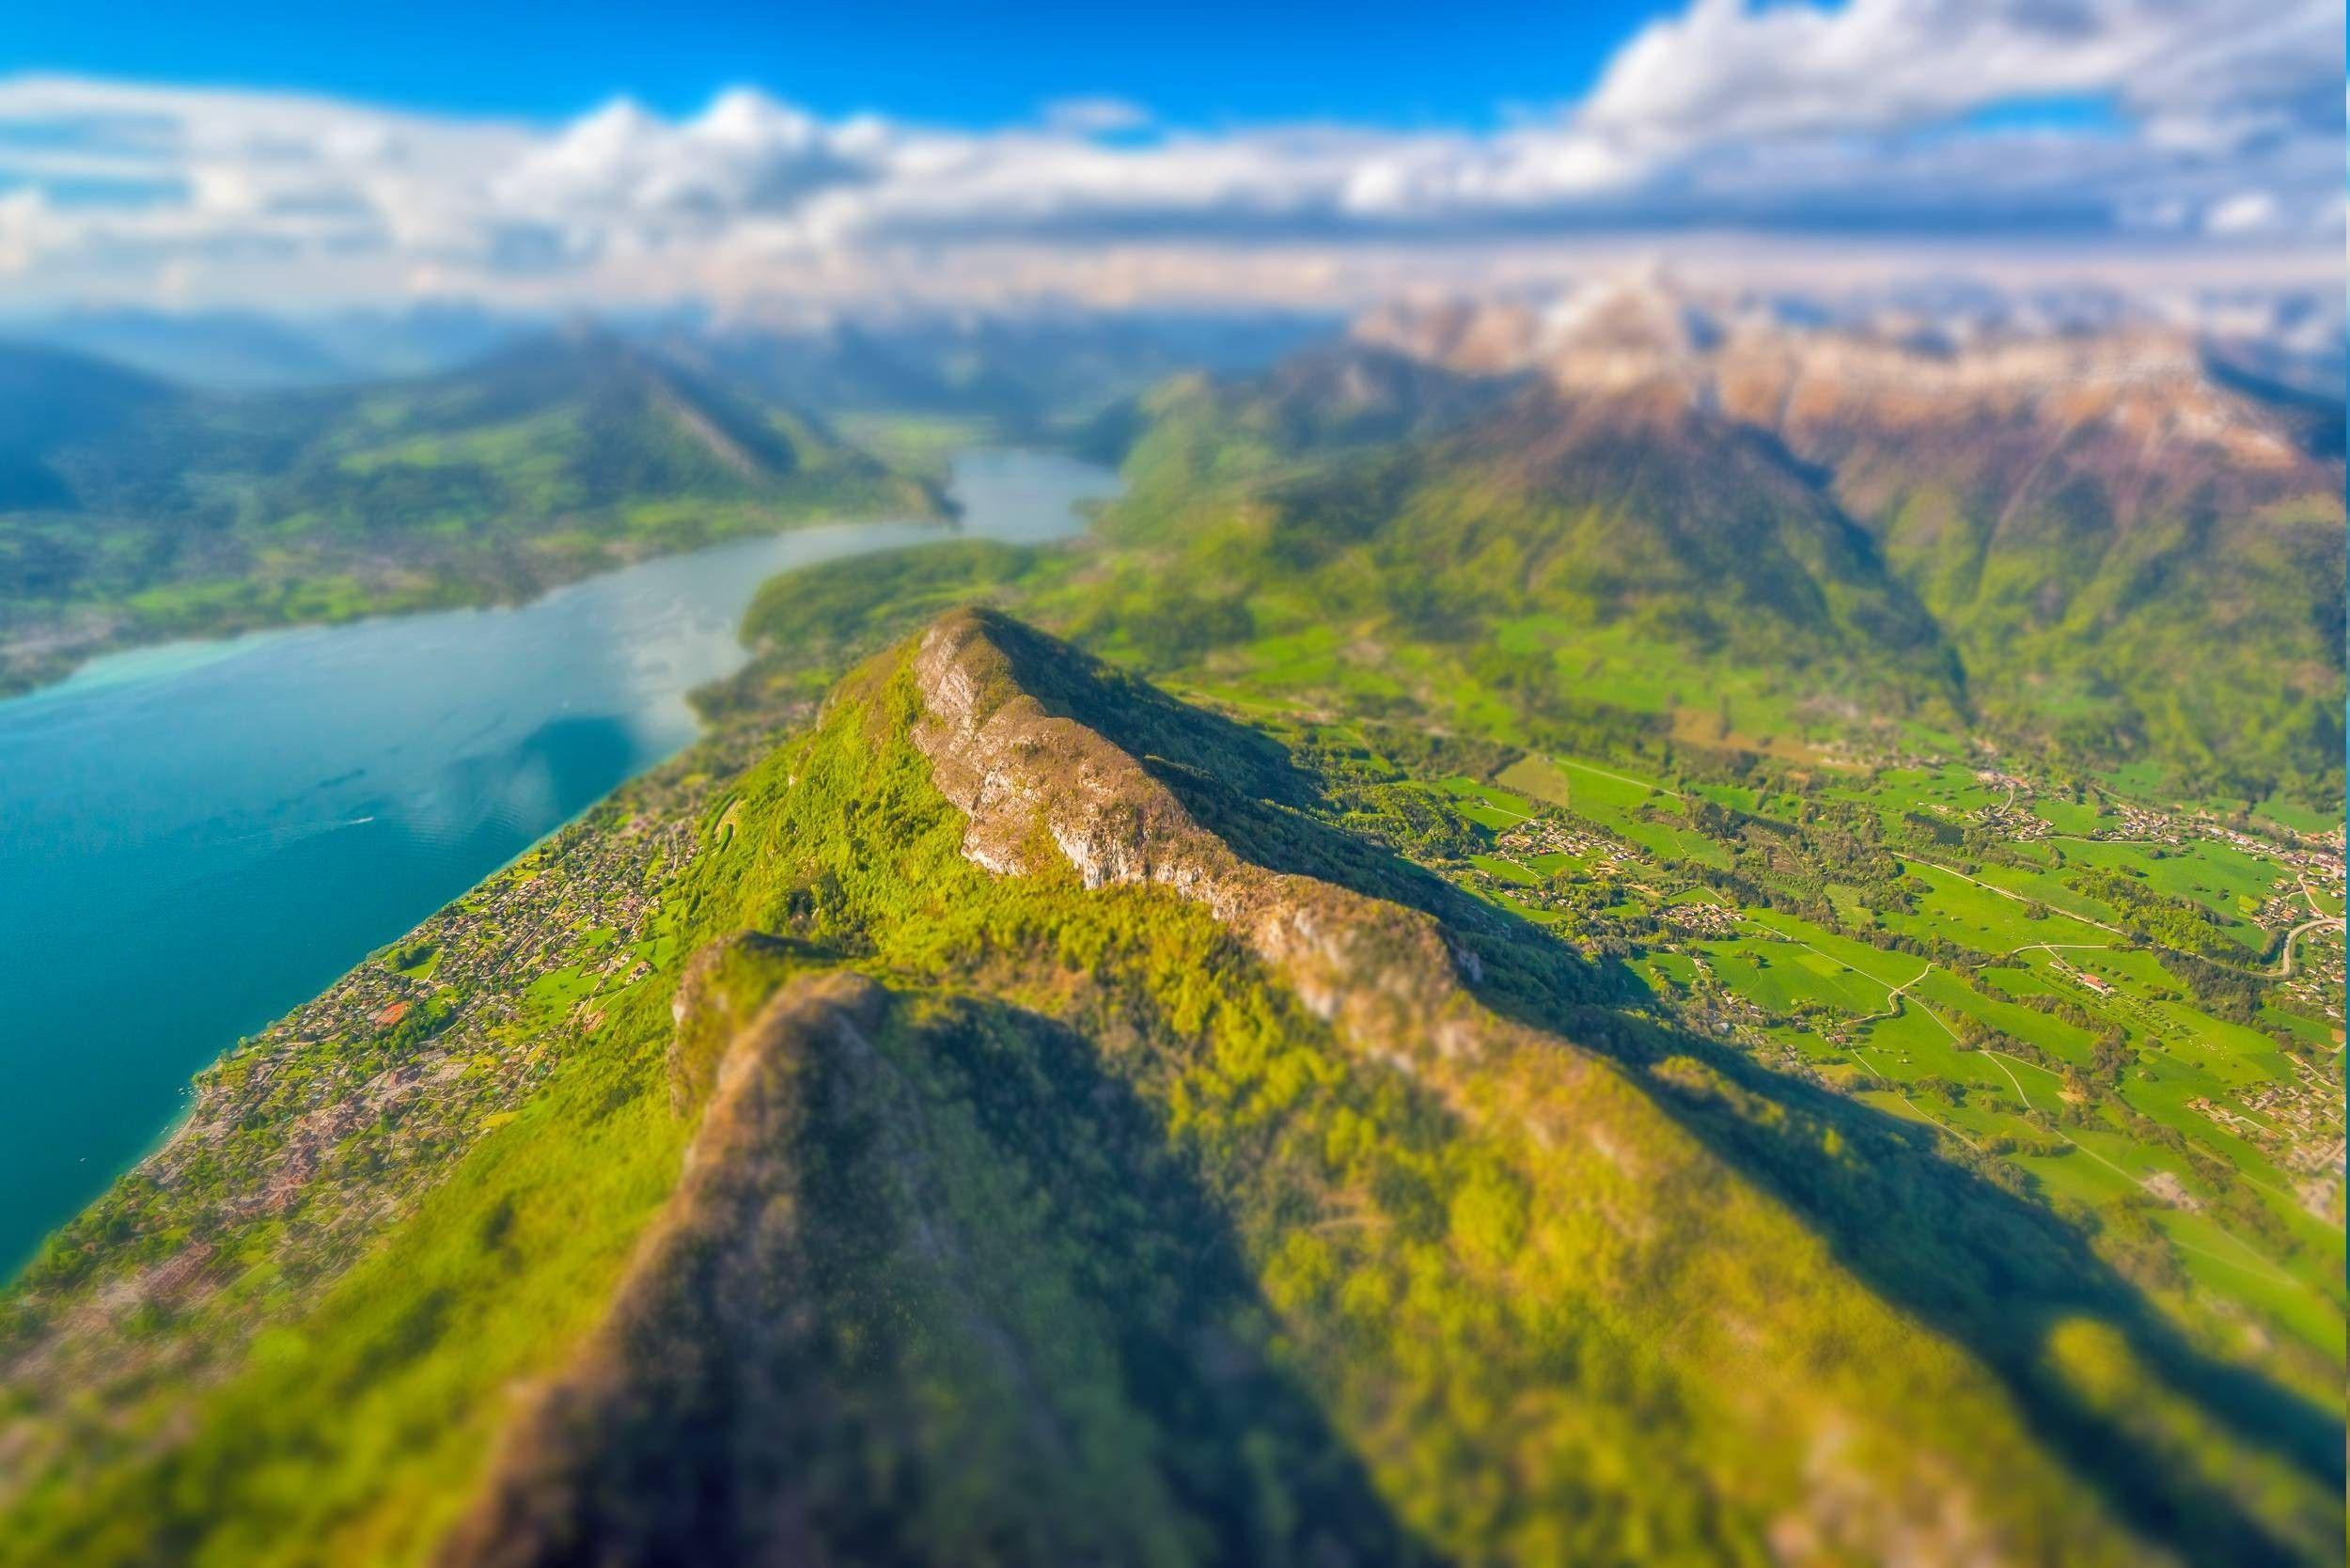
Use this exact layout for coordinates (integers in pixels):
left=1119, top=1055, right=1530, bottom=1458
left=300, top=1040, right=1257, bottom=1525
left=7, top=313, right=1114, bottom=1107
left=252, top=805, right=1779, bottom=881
left=0, top=0, right=2335, bottom=315
left=7, top=0, right=1661, bottom=129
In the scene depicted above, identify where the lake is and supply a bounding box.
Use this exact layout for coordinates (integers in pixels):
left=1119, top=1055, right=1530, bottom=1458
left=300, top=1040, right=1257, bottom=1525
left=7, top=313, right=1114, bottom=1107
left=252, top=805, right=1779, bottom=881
left=0, top=448, right=1118, bottom=1273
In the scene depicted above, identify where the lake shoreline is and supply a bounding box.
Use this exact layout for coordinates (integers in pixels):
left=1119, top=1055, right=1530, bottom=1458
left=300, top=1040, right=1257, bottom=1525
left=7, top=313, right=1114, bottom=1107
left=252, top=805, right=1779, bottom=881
left=0, top=491, right=971, bottom=709
left=0, top=449, right=1120, bottom=1273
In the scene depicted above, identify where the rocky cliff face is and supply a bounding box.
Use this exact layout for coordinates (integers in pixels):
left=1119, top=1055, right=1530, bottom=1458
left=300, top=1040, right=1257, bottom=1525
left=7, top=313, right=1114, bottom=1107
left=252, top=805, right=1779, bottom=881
left=911, top=608, right=1490, bottom=1064
left=1355, top=280, right=2332, bottom=478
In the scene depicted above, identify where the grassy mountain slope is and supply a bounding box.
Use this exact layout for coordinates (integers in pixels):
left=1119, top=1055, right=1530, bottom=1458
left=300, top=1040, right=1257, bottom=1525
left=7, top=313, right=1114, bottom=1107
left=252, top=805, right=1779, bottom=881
left=1354, top=294, right=2346, bottom=800
left=1788, top=385, right=2344, bottom=798
left=0, top=331, right=938, bottom=693
left=5, top=609, right=2336, bottom=1565
left=1026, top=351, right=1966, bottom=765
left=1107, top=331, right=2345, bottom=801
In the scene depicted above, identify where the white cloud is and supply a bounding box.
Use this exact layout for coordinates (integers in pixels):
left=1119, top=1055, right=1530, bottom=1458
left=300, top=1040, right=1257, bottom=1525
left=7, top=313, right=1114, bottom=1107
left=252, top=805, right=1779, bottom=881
left=0, top=0, right=2336, bottom=314
left=1039, top=97, right=1152, bottom=136
left=2203, top=191, right=2281, bottom=235
left=1581, top=0, right=2338, bottom=148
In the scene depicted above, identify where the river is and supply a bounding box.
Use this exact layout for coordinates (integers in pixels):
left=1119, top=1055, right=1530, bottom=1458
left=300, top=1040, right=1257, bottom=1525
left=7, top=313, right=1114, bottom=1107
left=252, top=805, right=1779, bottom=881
left=0, top=448, right=1118, bottom=1273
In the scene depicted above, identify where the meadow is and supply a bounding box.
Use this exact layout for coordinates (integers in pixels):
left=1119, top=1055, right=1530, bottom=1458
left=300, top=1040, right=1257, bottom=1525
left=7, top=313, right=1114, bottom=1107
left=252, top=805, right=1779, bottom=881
left=1371, top=746, right=2346, bottom=1371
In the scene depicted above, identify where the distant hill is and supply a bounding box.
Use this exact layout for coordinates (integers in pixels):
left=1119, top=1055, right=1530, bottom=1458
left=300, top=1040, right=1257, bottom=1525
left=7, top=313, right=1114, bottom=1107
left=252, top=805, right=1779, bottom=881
left=693, top=307, right=1340, bottom=426
left=0, top=305, right=522, bottom=390
left=0, top=331, right=940, bottom=693
left=0, top=344, right=182, bottom=511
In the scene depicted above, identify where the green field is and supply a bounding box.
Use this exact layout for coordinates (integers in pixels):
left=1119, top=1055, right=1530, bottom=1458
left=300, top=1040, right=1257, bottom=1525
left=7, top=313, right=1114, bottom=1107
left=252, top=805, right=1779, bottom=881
left=1275, top=734, right=2347, bottom=1375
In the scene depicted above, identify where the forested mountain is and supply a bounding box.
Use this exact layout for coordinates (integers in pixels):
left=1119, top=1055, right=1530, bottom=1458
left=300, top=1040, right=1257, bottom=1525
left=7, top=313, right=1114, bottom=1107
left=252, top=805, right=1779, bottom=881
left=7, top=607, right=2337, bottom=1566
left=1338, top=284, right=2346, bottom=798
left=0, top=330, right=937, bottom=692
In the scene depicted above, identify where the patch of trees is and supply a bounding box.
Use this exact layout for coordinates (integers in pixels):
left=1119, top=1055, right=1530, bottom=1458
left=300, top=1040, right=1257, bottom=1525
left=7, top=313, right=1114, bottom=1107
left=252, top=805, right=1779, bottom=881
left=1122, top=588, right=1257, bottom=665
left=1334, top=783, right=1485, bottom=862
left=2067, top=866, right=2247, bottom=961
left=2159, top=948, right=2272, bottom=1024
left=1902, top=809, right=1965, bottom=847
left=1351, top=722, right=1519, bottom=787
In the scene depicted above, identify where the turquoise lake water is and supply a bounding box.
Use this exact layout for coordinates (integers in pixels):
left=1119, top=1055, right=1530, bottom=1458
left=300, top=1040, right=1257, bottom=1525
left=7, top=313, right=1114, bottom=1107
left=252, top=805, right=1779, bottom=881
left=0, top=449, right=1117, bottom=1273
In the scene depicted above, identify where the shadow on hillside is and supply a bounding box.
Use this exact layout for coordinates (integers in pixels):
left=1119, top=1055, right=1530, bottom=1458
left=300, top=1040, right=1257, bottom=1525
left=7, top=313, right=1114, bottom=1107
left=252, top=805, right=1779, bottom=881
left=1180, top=770, right=2344, bottom=1562
left=1210, top=774, right=2350, bottom=1568
left=976, top=609, right=1625, bottom=1011
left=903, top=989, right=1440, bottom=1565
left=971, top=603, right=2340, bottom=1563
left=978, top=611, right=1323, bottom=808
left=449, top=970, right=1434, bottom=1567
left=1158, top=752, right=2343, bottom=1560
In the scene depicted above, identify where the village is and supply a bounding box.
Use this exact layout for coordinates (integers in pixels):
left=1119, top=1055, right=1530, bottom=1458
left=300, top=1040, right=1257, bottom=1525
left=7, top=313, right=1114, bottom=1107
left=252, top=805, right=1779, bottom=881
left=153, top=756, right=720, bottom=1240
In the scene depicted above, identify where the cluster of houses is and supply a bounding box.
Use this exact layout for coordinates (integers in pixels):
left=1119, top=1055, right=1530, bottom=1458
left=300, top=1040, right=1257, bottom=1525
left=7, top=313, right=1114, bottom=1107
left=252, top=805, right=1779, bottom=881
left=2224, top=1062, right=2346, bottom=1221
left=1659, top=900, right=1740, bottom=936
left=184, top=766, right=716, bottom=1226
left=1494, top=814, right=1628, bottom=869
left=2278, top=927, right=2345, bottom=1022
left=1974, top=800, right=2053, bottom=840
left=2110, top=804, right=2180, bottom=840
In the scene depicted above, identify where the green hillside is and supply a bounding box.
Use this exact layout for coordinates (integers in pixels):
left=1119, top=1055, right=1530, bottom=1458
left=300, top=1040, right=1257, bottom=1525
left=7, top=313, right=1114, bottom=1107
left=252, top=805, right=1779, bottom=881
left=1824, top=411, right=2345, bottom=802
left=1080, top=345, right=2343, bottom=806
left=1081, top=353, right=1965, bottom=748
left=0, top=331, right=940, bottom=694
left=3, top=606, right=2338, bottom=1566
left=2, top=323, right=2340, bottom=1565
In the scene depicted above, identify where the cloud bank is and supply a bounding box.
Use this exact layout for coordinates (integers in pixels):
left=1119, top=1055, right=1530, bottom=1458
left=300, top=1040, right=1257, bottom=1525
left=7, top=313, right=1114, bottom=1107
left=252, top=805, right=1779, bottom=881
left=0, top=0, right=2337, bottom=313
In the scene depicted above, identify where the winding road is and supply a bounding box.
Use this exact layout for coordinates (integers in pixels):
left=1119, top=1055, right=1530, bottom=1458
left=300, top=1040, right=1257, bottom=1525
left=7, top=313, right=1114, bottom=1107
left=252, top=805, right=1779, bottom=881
left=2268, top=916, right=2340, bottom=980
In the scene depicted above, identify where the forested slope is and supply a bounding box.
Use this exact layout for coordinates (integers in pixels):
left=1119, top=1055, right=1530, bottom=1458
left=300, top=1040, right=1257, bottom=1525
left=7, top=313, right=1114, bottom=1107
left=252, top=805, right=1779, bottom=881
left=5, top=610, right=2336, bottom=1566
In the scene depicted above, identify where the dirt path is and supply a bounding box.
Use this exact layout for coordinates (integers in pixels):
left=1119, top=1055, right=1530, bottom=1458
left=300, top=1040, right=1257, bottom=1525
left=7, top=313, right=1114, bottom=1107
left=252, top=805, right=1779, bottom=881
left=1553, top=757, right=1682, bottom=800
left=2008, top=941, right=2112, bottom=960
left=1749, top=934, right=1986, bottom=1145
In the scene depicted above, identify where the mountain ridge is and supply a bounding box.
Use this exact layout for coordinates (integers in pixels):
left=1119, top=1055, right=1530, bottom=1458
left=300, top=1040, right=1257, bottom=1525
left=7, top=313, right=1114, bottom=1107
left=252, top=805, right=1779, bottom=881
left=9, top=606, right=2339, bottom=1564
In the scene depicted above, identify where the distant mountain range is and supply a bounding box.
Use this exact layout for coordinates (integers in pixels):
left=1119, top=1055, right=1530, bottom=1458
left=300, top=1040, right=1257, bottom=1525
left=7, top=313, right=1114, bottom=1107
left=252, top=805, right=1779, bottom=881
left=0, top=305, right=525, bottom=390
left=0, top=303, right=1339, bottom=411
left=682, top=307, right=1340, bottom=425
left=1089, top=278, right=2343, bottom=797
left=3, top=281, right=2337, bottom=793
